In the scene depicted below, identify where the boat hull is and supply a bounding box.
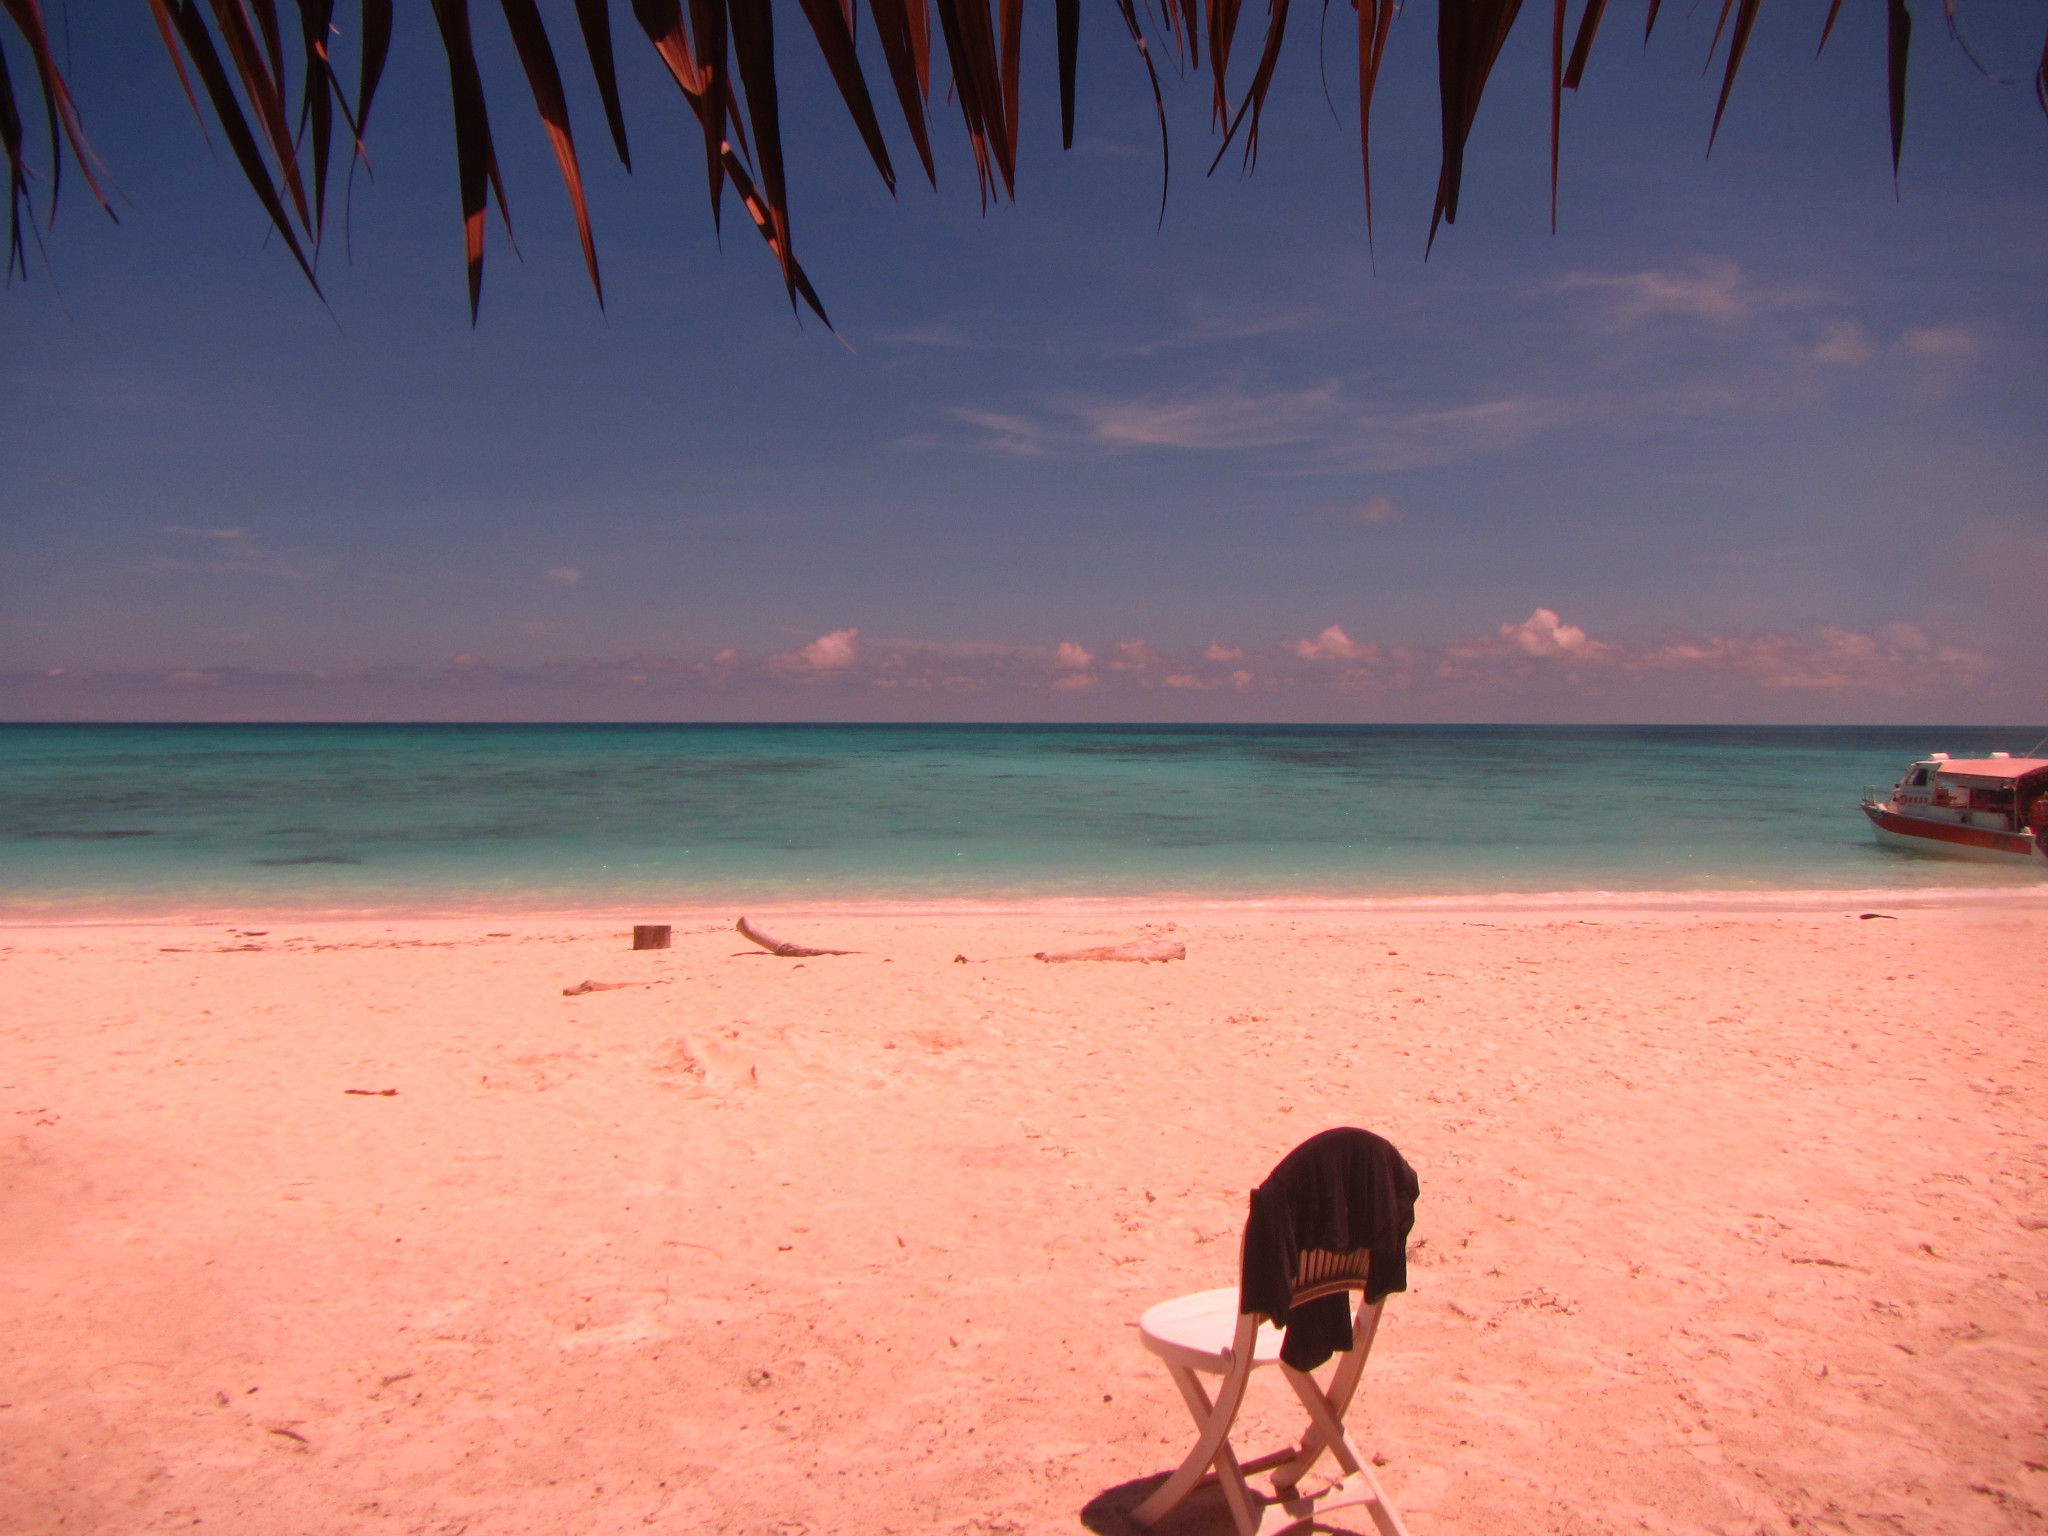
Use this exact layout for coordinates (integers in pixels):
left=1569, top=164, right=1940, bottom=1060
left=1862, top=802, right=2048, bottom=868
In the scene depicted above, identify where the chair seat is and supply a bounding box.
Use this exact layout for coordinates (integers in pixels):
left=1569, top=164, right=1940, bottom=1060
left=1139, top=1286, right=1286, bottom=1373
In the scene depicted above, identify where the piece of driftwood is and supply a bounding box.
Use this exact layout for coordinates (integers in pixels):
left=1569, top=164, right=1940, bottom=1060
left=562, top=979, right=640, bottom=996
left=1033, top=938, right=1186, bottom=964
left=736, top=917, right=855, bottom=957
left=633, top=924, right=672, bottom=949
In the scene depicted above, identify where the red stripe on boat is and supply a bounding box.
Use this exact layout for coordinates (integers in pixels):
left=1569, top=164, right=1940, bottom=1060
left=1862, top=804, right=2035, bottom=856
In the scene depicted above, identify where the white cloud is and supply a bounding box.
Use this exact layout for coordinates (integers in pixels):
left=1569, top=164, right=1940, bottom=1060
left=1899, top=326, right=1975, bottom=361
left=1625, top=624, right=1988, bottom=692
left=1563, top=259, right=1747, bottom=327
left=1501, top=608, right=1597, bottom=658
left=1288, top=624, right=1376, bottom=662
left=951, top=408, right=1048, bottom=456
left=1204, top=642, right=1245, bottom=662
left=545, top=566, right=582, bottom=585
left=1132, top=304, right=1318, bottom=355
left=875, top=323, right=971, bottom=349
left=957, top=386, right=1568, bottom=472
left=155, top=524, right=305, bottom=579
left=1109, top=640, right=1161, bottom=671
left=1351, top=495, right=1400, bottom=524
left=775, top=628, right=859, bottom=670
left=1085, top=384, right=1342, bottom=451
left=8, top=616, right=1998, bottom=718
left=1055, top=641, right=1094, bottom=670
left=1813, top=321, right=1874, bottom=366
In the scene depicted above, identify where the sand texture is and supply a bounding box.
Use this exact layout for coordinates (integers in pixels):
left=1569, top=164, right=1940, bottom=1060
left=4, top=907, right=2046, bottom=1535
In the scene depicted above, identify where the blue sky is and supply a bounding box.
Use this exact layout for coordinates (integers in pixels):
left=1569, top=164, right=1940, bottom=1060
left=3, top=0, right=2045, bottom=723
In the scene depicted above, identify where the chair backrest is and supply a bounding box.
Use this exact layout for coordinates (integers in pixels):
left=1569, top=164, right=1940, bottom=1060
left=1238, top=1126, right=1417, bottom=1332
left=1290, top=1246, right=1372, bottom=1307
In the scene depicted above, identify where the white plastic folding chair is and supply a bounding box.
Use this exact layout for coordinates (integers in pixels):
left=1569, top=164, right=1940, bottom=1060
left=1130, top=1192, right=1413, bottom=1535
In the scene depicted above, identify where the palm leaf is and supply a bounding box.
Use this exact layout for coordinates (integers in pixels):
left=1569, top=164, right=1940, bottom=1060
left=719, top=138, right=830, bottom=327
left=728, top=0, right=795, bottom=296
left=499, top=0, right=602, bottom=305
left=1562, top=0, right=1608, bottom=87
left=1888, top=0, right=1911, bottom=176
left=1548, top=0, right=1564, bottom=228
left=1, top=28, right=28, bottom=278
left=572, top=0, right=633, bottom=169
left=7, top=0, right=2041, bottom=317
left=145, top=0, right=212, bottom=143
left=1208, top=0, right=1293, bottom=177
left=0, top=0, right=112, bottom=226
left=930, top=0, right=1012, bottom=203
left=1209, top=0, right=1245, bottom=125
left=1356, top=0, right=1394, bottom=255
left=1430, top=0, right=1525, bottom=253
left=1817, top=0, right=1846, bottom=56
left=869, top=0, right=936, bottom=185
left=999, top=0, right=1022, bottom=169
left=205, top=0, right=313, bottom=234
left=426, top=0, right=504, bottom=321
left=249, top=0, right=288, bottom=100
left=354, top=0, right=391, bottom=154
left=1056, top=0, right=1078, bottom=148
left=295, top=0, right=337, bottom=243
left=166, top=0, right=320, bottom=288
left=1107, top=0, right=1170, bottom=224
left=1707, top=0, right=1763, bottom=152
left=793, top=0, right=896, bottom=191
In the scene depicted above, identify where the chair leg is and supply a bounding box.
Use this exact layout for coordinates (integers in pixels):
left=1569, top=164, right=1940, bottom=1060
left=1267, top=1368, right=1415, bottom=1536
left=1130, top=1333, right=1260, bottom=1533
left=1213, top=1437, right=1261, bottom=1536
left=1280, top=1364, right=1363, bottom=1478
left=1273, top=1297, right=1382, bottom=1492
left=1165, top=1361, right=1215, bottom=1427
left=1348, top=1463, right=1416, bottom=1536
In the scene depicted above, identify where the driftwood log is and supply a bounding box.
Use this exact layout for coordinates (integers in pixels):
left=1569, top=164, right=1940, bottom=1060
left=736, top=917, right=855, bottom=957
left=1033, top=938, right=1186, bottom=964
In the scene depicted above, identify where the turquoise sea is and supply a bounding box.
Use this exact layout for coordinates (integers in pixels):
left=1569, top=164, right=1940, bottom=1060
left=2, top=724, right=2044, bottom=917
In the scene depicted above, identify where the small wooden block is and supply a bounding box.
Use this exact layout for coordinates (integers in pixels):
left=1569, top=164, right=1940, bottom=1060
left=632, top=925, right=672, bottom=950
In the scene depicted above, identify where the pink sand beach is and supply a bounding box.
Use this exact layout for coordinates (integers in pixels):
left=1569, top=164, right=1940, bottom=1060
left=5, top=901, right=2045, bottom=1535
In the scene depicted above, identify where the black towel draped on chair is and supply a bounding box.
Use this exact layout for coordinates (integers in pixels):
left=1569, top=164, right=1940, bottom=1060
left=1239, top=1126, right=1420, bottom=1369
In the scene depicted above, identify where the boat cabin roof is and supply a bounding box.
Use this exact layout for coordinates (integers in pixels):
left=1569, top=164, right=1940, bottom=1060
left=1925, top=757, right=2048, bottom=786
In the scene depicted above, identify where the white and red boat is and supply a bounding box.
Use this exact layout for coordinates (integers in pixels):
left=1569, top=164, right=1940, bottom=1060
left=1862, top=753, right=2048, bottom=869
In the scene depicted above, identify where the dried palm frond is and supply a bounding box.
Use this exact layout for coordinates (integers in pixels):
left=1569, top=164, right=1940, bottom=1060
left=2, top=1, right=2041, bottom=312
left=2, top=0, right=115, bottom=281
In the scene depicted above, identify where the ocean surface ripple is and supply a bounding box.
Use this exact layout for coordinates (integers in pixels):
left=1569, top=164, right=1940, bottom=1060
left=3, top=723, right=2041, bottom=916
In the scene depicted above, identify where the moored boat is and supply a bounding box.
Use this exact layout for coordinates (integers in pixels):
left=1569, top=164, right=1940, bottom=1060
left=1862, top=752, right=2048, bottom=868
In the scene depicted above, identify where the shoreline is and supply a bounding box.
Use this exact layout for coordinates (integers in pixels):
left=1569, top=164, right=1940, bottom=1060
left=6, top=877, right=2046, bottom=928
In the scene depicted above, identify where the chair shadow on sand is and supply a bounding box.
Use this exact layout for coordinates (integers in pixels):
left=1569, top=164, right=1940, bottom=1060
left=1078, top=1127, right=1419, bottom=1536
left=1081, top=1474, right=1383, bottom=1536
